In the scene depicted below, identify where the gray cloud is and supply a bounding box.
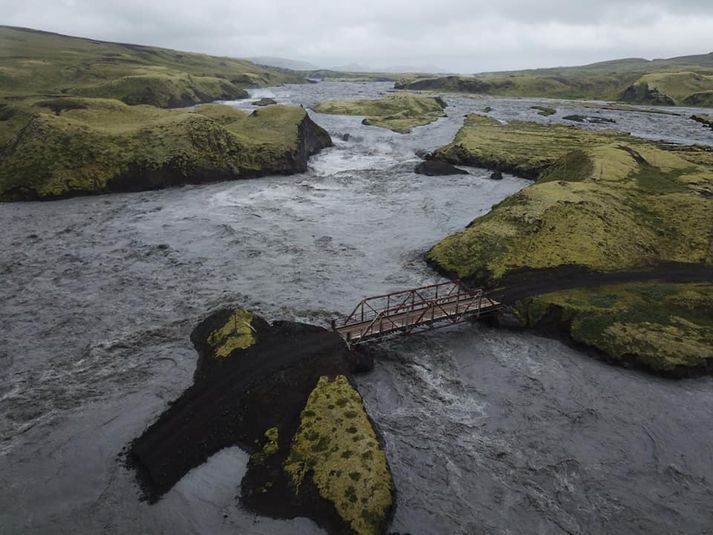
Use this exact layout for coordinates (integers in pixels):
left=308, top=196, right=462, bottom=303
left=2, top=0, right=712, bottom=72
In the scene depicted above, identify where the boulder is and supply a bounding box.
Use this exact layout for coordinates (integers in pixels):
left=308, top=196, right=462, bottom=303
left=253, top=97, right=277, bottom=106
left=562, top=114, right=616, bottom=124
left=415, top=160, right=469, bottom=176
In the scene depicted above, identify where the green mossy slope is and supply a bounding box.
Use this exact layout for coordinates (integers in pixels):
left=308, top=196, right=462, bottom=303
left=397, top=73, right=634, bottom=101
left=427, top=116, right=713, bottom=374
left=313, top=93, right=446, bottom=133
left=621, top=72, right=713, bottom=106
left=396, top=52, right=713, bottom=107
left=0, top=26, right=300, bottom=106
left=428, top=115, right=713, bottom=283
left=514, top=282, right=713, bottom=374
left=284, top=375, right=394, bottom=535
left=0, top=98, right=332, bottom=201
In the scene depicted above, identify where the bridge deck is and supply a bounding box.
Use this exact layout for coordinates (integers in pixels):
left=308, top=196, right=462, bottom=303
left=334, top=281, right=501, bottom=344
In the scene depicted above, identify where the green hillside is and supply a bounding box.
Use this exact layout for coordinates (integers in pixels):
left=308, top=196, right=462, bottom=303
left=0, top=27, right=331, bottom=201
left=0, top=26, right=301, bottom=107
left=396, top=52, right=713, bottom=107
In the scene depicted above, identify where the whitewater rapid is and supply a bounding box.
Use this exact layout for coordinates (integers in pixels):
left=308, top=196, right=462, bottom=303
left=1, top=82, right=712, bottom=534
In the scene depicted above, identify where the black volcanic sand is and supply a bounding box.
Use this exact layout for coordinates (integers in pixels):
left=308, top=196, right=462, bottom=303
left=127, top=309, right=380, bottom=533
left=487, top=262, right=713, bottom=304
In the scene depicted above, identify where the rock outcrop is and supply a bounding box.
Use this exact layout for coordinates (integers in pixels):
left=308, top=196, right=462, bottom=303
left=414, top=160, right=469, bottom=176
left=254, top=97, right=278, bottom=106
left=691, top=114, right=713, bottom=129
left=621, top=82, right=676, bottom=106
left=562, top=115, right=616, bottom=124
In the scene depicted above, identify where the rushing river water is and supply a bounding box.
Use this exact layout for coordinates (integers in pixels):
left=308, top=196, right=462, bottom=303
left=1, top=82, right=712, bottom=534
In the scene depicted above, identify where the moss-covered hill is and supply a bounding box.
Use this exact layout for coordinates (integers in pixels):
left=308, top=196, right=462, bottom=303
left=427, top=115, right=713, bottom=374
left=396, top=52, right=713, bottom=107
left=0, top=26, right=300, bottom=107
left=0, top=27, right=333, bottom=201
left=0, top=98, right=332, bottom=201
left=313, top=93, right=447, bottom=133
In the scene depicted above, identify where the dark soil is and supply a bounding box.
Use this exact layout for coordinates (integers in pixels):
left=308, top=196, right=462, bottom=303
left=487, top=262, right=713, bottom=304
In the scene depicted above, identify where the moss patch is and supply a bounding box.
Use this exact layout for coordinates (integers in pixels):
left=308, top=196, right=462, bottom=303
left=207, top=309, right=255, bottom=358
left=515, top=282, right=713, bottom=373
left=251, top=427, right=280, bottom=464
left=428, top=115, right=713, bottom=284
left=313, top=93, right=446, bottom=133
left=284, top=375, right=393, bottom=535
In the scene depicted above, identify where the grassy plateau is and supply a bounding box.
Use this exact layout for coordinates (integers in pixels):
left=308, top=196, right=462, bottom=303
left=0, top=98, right=331, bottom=200
left=284, top=375, right=394, bottom=535
left=313, top=93, right=447, bottom=133
left=427, top=115, right=713, bottom=374
left=396, top=52, right=713, bottom=107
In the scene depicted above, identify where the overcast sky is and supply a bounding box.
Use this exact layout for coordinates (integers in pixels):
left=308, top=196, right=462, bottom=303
left=2, top=0, right=712, bottom=72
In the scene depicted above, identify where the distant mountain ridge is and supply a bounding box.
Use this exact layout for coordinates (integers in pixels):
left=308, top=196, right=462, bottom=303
left=249, top=56, right=320, bottom=71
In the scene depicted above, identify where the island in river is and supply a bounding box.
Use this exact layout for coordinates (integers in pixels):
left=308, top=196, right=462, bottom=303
left=426, top=114, right=713, bottom=375
left=129, top=308, right=394, bottom=535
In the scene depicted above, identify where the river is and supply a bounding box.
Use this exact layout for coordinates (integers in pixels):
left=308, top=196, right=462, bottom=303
left=1, top=81, right=712, bottom=534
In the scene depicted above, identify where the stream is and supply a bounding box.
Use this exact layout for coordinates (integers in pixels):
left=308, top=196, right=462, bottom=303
left=1, top=81, right=712, bottom=534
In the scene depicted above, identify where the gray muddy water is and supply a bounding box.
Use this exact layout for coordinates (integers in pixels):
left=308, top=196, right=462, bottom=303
left=1, top=82, right=712, bottom=534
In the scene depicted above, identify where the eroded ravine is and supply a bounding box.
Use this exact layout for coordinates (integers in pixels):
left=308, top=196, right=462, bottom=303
left=1, top=81, right=712, bottom=534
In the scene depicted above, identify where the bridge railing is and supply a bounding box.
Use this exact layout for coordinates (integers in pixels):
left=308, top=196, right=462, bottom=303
left=339, top=280, right=482, bottom=327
